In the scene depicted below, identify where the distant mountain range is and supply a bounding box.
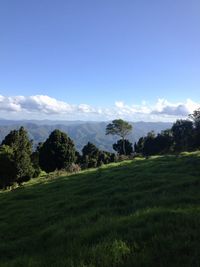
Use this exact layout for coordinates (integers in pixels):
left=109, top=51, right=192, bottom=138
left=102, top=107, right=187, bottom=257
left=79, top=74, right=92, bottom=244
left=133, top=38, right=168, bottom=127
left=0, top=120, right=172, bottom=152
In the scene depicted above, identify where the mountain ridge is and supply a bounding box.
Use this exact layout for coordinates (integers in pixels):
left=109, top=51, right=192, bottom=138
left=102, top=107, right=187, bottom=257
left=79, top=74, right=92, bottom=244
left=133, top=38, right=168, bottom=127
left=0, top=120, right=172, bottom=151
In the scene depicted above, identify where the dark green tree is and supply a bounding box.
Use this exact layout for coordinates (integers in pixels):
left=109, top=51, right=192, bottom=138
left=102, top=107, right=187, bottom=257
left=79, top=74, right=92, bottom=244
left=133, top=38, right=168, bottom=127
left=31, top=151, right=41, bottom=178
left=155, top=129, right=173, bottom=153
left=0, top=145, right=16, bottom=189
left=113, top=139, right=133, bottom=155
left=81, top=142, right=100, bottom=168
left=81, top=142, right=117, bottom=169
left=75, top=151, right=82, bottom=164
left=189, top=109, right=200, bottom=148
left=171, top=120, right=194, bottom=152
left=82, top=142, right=99, bottom=158
left=98, top=151, right=117, bottom=165
left=2, top=127, right=34, bottom=184
left=142, top=131, right=157, bottom=156
left=135, top=129, right=173, bottom=156
left=39, top=129, right=76, bottom=172
left=106, top=119, right=133, bottom=155
left=189, top=108, right=200, bottom=129
left=134, top=137, right=145, bottom=154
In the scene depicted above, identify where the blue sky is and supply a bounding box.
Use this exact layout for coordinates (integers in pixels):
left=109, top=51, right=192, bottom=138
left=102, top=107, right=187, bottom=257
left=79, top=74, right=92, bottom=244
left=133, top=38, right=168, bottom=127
left=0, top=0, right=200, bottom=121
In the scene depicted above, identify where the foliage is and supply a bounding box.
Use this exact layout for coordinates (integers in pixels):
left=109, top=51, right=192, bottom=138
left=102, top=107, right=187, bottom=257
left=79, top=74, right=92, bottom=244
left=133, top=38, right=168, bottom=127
left=106, top=119, right=133, bottom=155
left=39, top=129, right=76, bottom=173
left=113, top=139, right=133, bottom=155
left=134, top=130, right=173, bottom=156
left=1, top=127, right=34, bottom=185
left=134, top=111, right=200, bottom=156
left=0, top=121, right=172, bottom=153
left=189, top=108, right=200, bottom=148
left=106, top=119, right=133, bottom=139
left=81, top=142, right=100, bottom=168
left=31, top=151, right=41, bottom=178
left=171, top=119, right=194, bottom=151
left=65, top=163, right=81, bottom=173
left=81, top=142, right=117, bottom=168
left=82, top=142, right=99, bottom=158
left=189, top=108, right=200, bottom=129
left=0, top=145, right=16, bottom=189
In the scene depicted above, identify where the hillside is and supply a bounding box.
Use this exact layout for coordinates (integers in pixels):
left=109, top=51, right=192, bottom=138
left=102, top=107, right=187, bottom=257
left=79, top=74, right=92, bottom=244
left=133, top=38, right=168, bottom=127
left=0, top=120, right=172, bottom=151
left=0, top=152, right=200, bottom=266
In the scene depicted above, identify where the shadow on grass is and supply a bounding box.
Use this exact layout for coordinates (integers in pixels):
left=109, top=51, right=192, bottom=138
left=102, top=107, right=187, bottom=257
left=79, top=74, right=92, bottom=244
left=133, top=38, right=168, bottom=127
left=0, top=152, right=200, bottom=267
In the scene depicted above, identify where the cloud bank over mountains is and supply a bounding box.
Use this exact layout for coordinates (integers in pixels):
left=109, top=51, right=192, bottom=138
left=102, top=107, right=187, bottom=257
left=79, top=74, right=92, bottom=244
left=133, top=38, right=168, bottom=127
left=0, top=95, right=199, bottom=122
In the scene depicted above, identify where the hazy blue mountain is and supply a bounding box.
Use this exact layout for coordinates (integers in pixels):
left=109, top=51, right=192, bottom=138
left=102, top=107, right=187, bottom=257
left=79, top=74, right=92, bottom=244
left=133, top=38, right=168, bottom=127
left=0, top=120, right=172, bottom=152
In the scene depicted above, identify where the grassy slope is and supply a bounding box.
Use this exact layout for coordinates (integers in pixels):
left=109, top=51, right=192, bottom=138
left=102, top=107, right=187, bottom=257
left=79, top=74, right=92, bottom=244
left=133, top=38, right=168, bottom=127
left=0, top=152, right=200, bottom=267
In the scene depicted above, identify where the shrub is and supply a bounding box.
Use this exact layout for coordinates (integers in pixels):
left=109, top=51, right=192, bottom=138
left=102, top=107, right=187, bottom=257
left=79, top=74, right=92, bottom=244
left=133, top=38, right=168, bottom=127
left=66, top=163, right=81, bottom=173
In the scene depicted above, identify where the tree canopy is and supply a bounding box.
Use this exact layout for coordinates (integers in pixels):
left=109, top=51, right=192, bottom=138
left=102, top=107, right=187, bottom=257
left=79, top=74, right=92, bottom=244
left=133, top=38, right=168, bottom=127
left=113, top=139, right=133, bottom=155
left=106, top=119, right=133, bottom=155
left=0, top=127, right=34, bottom=187
left=39, top=129, right=76, bottom=173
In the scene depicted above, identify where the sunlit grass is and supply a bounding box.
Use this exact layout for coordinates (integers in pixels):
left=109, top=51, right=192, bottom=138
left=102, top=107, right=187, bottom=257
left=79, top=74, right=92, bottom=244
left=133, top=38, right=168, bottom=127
left=0, top=152, right=200, bottom=266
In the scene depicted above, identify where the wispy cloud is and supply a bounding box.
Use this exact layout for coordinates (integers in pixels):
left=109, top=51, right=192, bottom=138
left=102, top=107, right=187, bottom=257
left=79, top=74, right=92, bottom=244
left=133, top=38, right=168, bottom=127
left=0, top=95, right=199, bottom=121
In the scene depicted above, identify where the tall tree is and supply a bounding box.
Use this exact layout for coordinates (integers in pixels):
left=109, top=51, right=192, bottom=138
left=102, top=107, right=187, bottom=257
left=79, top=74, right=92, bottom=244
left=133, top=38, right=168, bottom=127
left=189, top=108, right=200, bottom=129
left=134, top=137, right=145, bottom=154
left=171, top=120, right=194, bottom=152
left=106, top=119, right=133, bottom=155
left=142, top=131, right=156, bottom=156
left=0, top=145, right=16, bottom=189
left=39, top=129, right=76, bottom=172
left=189, top=108, right=200, bottom=148
left=1, top=127, right=34, bottom=184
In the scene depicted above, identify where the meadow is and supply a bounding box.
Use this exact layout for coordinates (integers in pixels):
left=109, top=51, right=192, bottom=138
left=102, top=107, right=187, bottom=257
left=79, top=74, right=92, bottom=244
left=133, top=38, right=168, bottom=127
left=0, top=152, right=200, bottom=267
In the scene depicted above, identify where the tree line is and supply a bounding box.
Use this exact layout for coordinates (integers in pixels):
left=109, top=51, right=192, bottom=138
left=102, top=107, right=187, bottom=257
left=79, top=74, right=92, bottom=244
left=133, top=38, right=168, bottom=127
left=0, top=109, right=199, bottom=189
left=134, top=109, right=200, bottom=156
left=0, top=127, right=118, bottom=189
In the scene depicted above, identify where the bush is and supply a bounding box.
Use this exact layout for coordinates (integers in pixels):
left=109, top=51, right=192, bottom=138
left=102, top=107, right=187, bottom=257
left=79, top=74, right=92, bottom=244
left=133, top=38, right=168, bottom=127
left=65, top=163, right=81, bottom=173
left=118, top=155, right=132, bottom=161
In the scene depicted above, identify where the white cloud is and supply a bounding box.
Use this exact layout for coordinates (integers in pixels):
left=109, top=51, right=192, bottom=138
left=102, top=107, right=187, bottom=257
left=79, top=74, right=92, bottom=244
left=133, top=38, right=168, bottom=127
left=0, top=95, right=22, bottom=112
left=151, top=98, right=199, bottom=117
left=115, top=101, right=124, bottom=108
left=0, top=95, right=199, bottom=122
left=14, top=95, right=73, bottom=114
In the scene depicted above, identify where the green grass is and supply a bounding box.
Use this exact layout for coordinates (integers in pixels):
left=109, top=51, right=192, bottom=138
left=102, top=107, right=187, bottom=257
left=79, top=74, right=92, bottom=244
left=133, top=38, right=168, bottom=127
left=1, top=152, right=200, bottom=267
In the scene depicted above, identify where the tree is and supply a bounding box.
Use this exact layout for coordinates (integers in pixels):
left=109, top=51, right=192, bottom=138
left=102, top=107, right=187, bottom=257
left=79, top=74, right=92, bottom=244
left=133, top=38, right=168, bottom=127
left=81, top=142, right=100, bottom=168
left=142, top=131, right=157, bottom=156
left=171, top=120, right=194, bottom=152
left=0, top=145, right=16, bottom=189
left=134, top=137, right=145, bottom=154
left=98, top=151, right=117, bottom=165
left=1, top=127, right=34, bottom=185
left=81, top=142, right=116, bottom=168
left=82, top=142, right=99, bottom=158
left=39, top=129, right=76, bottom=172
left=155, top=129, right=173, bottom=153
left=189, top=108, right=200, bottom=129
left=31, top=151, right=41, bottom=178
left=134, top=129, right=173, bottom=156
left=106, top=119, right=133, bottom=155
left=189, top=109, right=200, bottom=148
left=113, top=139, right=133, bottom=155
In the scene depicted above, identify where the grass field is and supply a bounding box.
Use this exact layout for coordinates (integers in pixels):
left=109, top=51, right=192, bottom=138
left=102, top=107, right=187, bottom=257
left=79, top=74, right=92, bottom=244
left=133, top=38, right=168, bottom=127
left=0, top=152, right=200, bottom=267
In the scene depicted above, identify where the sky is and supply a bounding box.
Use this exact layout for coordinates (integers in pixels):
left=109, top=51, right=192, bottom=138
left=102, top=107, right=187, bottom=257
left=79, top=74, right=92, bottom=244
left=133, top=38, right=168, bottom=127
left=0, top=0, right=200, bottom=121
